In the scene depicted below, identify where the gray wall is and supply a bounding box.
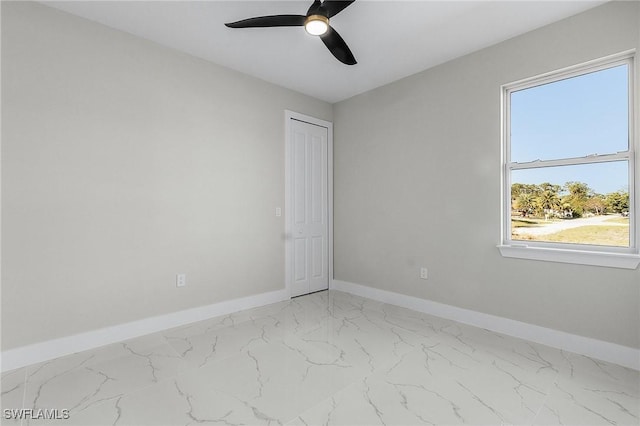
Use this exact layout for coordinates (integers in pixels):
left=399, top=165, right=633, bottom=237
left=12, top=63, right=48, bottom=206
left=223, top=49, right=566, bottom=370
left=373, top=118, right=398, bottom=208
left=333, top=1, right=640, bottom=349
left=1, top=2, right=332, bottom=350
left=2, top=0, right=639, bottom=353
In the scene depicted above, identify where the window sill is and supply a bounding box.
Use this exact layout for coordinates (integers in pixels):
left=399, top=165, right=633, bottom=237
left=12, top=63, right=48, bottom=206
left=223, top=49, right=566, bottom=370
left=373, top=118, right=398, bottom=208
left=497, top=244, right=640, bottom=269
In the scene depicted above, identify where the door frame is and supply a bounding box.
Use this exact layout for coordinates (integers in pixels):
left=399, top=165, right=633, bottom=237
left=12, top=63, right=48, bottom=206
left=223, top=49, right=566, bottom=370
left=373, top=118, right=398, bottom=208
left=284, top=110, right=333, bottom=298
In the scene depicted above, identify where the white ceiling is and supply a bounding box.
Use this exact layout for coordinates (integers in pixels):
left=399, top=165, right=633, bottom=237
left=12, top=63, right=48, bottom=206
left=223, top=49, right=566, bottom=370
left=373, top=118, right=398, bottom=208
left=43, top=1, right=606, bottom=103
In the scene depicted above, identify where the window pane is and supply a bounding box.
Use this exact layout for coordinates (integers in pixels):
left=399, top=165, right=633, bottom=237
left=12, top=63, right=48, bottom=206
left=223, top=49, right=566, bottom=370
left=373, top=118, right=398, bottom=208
left=510, top=162, right=629, bottom=247
left=510, top=64, right=628, bottom=163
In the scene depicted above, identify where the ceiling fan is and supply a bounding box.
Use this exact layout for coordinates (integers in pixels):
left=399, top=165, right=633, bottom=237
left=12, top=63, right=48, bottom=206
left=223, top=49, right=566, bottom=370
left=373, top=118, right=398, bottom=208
left=225, top=0, right=357, bottom=65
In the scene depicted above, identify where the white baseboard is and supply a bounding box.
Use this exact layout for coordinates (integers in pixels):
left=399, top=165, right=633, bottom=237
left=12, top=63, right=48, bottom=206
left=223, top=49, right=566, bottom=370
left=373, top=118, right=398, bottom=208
left=1, top=288, right=289, bottom=373
left=4, top=282, right=637, bottom=372
left=331, top=279, right=640, bottom=371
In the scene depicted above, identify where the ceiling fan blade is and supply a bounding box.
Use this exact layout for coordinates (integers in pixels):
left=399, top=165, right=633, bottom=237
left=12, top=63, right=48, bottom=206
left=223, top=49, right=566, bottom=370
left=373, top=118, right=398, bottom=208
left=321, top=1, right=355, bottom=18
left=320, top=26, right=357, bottom=65
left=306, top=0, right=322, bottom=16
left=225, top=15, right=306, bottom=28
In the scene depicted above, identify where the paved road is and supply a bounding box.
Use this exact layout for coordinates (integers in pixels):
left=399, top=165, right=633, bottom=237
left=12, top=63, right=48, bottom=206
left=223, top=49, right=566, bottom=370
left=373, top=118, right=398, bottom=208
left=513, top=215, right=628, bottom=237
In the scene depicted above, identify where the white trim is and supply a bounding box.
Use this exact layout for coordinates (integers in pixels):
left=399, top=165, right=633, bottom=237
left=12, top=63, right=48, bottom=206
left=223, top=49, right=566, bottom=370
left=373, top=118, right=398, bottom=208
left=504, top=50, right=636, bottom=92
left=332, top=279, right=640, bottom=371
left=0, top=288, right=288, bottom=372
left=284, top=110, right=334, bottom=298
left=497, top=244, right=640, bottom=269
left=510, top=152, right=629, bottom=169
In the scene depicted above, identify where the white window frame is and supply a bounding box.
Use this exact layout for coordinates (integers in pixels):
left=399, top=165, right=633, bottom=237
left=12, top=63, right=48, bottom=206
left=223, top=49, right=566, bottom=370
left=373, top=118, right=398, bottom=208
left=498, top=51, right=640, bottom=269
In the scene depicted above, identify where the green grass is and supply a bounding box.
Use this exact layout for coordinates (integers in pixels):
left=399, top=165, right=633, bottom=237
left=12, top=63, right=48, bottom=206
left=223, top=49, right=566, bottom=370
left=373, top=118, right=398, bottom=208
left=605, top=216, right=630, bottom=224
left=531, top=225, right=629, bottom=247
left=511, top=218, right=543, bottom=228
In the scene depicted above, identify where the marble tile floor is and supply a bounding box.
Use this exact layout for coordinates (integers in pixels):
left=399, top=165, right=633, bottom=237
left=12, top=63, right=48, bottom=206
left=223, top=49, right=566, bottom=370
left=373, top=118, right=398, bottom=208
left=1, top=290, right=638, bottom=426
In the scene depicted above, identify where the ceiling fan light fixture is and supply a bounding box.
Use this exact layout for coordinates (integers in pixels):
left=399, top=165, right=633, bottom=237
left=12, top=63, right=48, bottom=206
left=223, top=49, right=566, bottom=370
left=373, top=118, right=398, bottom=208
left=304, top=15, right=329, bottom=36
left=225, top=0, right=357, bottom=65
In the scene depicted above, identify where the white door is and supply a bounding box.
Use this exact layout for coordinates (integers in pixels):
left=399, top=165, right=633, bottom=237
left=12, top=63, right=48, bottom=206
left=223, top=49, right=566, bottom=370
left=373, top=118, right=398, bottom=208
left=289, top=118, right=329, bottom=297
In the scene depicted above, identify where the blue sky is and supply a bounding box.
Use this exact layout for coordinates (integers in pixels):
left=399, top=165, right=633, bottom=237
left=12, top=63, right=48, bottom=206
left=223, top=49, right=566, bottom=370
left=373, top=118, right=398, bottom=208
left=510, top=64, right=629, bottom=195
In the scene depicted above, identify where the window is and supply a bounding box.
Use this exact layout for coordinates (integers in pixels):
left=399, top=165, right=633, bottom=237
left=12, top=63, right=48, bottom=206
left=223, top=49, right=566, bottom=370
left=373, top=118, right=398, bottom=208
left=499, top=52, right=639, bottom=269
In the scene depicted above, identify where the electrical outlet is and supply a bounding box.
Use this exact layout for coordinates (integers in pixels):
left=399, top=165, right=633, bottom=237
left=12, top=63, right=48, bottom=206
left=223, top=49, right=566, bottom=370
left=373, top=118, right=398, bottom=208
left=176, top=273, right=187, bottom=287
left=420, top=267, right=428, bottom=280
